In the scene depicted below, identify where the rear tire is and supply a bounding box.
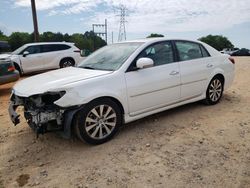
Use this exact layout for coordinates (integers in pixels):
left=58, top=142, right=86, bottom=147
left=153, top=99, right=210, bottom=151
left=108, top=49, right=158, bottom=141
left=74, top=99, right=122, bottom=145
left=204, top=76, right=224, bottom=105
left=60, top=58, right=75, bottom=68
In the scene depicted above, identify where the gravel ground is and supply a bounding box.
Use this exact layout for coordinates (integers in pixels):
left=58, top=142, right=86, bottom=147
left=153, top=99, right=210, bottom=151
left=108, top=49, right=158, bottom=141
left=0, top=57, right=250, bottom=188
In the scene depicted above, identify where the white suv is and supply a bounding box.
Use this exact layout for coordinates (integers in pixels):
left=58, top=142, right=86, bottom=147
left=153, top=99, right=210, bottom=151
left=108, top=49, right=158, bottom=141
left=0, top=42, right=81, bottom=75
left=9, top=38, right=235, bottom=144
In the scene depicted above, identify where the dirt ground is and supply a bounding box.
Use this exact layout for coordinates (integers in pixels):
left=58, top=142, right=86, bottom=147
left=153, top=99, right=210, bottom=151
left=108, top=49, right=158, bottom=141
left=0, top=57, right=250, bottom=188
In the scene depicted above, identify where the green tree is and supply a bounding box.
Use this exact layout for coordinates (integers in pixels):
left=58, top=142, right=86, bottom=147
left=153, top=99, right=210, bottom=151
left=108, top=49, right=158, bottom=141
left=70, top=33, right=85, bottom=49
left=63, top=33, right=71, bottom=42
left=6, top=30, right=106, bottom=52
left=147, top=33, right=164, bottom=38
left=40, top=32, right=56, bottom=42
left=199, top=35, right=234, bottom=51
left=8, top=32, right=32, bottom=50
left=0, top=30, right=9, bottom=41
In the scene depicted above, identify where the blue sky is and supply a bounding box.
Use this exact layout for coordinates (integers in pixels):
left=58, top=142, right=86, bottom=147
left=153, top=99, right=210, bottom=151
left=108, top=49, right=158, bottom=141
left=1, top=0, right=250, bottom=48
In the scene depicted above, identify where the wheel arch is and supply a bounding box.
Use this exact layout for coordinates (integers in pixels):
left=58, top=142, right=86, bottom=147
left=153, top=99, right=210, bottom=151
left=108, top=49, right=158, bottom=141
left=60, top=57, right=75, bottom=66
left=13, top=62, right=22, bottom=75
left=87, top=96, right=125, bottom=115
left=210, top=73, right=225, bottom=87
left=213, top=73, right=225, bottom=85
left=63, top=95, right=125, bottom=140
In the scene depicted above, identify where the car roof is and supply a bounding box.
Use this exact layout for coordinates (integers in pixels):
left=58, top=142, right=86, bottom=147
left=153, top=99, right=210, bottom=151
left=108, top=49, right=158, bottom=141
left=116, top=37, right=205, bottom=45
left=25, top=42, right=74, bottom=46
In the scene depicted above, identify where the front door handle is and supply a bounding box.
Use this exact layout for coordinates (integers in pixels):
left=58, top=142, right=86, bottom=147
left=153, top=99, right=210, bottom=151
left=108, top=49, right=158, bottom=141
left=207, top=63, right=213, bottom=68
left=170, top=71, right=179, bottom=76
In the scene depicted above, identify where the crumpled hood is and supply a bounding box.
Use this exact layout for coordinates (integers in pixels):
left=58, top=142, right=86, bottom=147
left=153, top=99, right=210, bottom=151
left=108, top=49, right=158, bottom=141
left=13, top=67, right=112, bottom=97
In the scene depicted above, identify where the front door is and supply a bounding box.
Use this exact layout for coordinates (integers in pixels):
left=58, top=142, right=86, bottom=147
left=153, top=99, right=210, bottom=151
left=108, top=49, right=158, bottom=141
left=125, top=41, right=181, bottom=116
left=19, top=45, right=44, bottom=73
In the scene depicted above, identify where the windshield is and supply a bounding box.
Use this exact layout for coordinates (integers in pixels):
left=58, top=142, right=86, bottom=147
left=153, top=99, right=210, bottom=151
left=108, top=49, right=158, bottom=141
left=78, top=42, right=143, bottom=71
left=11, top=45, right=27, bottom=55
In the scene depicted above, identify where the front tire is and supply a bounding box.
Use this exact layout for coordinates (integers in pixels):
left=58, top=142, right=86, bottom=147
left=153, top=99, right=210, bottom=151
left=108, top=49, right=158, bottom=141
left=74, top=99, right=122, bottom=145
left=204, top=77, right=224, bottom=105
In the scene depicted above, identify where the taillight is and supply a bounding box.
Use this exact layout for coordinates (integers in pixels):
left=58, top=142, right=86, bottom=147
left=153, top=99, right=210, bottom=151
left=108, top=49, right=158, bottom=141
left=8, top=66, right=15, bottom=72
left=229, top=57, right=235, bottom=64
left=74, top=50, right=81, bottom=53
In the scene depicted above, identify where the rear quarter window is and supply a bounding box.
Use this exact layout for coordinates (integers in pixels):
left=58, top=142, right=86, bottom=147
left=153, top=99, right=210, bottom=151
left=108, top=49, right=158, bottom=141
left=57, top=44, right=71, bottom=50
left=175, top=41, right=203, bottom=61
left=200, top=45, right=210, bottom=57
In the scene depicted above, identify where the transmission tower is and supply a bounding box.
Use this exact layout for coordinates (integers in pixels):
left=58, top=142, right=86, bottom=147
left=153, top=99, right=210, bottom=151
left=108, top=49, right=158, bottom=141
left=117, top=5, right=127, bottom=42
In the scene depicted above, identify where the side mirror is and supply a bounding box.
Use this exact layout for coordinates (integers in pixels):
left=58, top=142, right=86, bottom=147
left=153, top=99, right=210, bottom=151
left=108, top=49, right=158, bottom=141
left=80, top=49, right=91, bottom=57
left=136, top=58, right=154, bottom=69
left=23, top=51, right=29, bottom=57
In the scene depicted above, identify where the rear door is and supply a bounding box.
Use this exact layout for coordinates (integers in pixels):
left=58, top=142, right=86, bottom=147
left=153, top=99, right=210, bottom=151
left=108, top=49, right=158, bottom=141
left=19, top=45, right=43, bottom=73
left=174, top=41, right=212, bottom=99
left=41, top=44, right=71, bottom=69
left=125, top=41, right=181, bottom=115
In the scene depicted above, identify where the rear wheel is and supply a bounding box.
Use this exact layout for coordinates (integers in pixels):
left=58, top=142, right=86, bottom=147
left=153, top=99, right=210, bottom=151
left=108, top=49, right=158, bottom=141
left=204, top=77, right=224, bottom=105
left=74, top=99, right=122, bottom=145
left=60, top=58, right=75, bottom=68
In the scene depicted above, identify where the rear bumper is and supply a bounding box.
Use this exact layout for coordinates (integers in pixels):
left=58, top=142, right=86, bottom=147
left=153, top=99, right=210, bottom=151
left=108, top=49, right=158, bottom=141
left=0, top=71, right=19, bottom=85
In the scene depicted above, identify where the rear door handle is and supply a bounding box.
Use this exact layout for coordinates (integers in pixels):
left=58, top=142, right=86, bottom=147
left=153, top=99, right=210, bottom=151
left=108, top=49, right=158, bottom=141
left=170, top=71, right=179, bottom=76
left=207, top=63, right=213, bottom=68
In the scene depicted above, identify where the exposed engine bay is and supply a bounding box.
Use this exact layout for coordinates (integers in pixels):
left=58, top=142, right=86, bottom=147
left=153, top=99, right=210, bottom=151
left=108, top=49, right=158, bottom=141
left=9, top=91, right=67, bottom=136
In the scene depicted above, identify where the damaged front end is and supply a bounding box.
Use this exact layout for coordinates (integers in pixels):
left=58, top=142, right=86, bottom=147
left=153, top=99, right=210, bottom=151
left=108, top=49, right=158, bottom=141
left=9, top=91, right=76, bottom=138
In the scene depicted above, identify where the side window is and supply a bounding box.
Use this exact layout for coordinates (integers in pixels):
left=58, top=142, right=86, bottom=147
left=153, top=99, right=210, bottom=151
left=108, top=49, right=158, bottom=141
left=58, top=44, right=71, bottom=50
left=137, top=42, right=174, bottom=66
left=23, top=45, right=41, bottom=55
left=41, top=44, right=71, bottom=53
left=175, top=41, right=203, bottom=61
left=200, top=45, right=210, bottom=57
left=41, top=45, right=54, bottom=53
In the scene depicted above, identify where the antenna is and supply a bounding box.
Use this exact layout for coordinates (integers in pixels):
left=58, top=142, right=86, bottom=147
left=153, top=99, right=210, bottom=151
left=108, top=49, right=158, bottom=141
left=117, top=5, right=127, bottom=42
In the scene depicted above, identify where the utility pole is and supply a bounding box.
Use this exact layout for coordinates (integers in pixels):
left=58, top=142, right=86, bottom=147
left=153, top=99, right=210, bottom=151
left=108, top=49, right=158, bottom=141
left=92, top=19, right=108, bottom=44
left=117, top=5, right=127, bottom=42
left=31, top=0, right=39, bottom=42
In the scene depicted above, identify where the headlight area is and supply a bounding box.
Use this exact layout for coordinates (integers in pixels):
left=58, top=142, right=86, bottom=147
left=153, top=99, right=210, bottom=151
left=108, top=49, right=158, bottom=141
left=9, top=91, right=67, bottom=136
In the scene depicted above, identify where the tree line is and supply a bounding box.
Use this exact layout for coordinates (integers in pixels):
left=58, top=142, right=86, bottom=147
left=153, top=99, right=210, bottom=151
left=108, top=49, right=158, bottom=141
left=0, top=29, right=237, bottom=53
left=0, top=30, right=106, bottom=52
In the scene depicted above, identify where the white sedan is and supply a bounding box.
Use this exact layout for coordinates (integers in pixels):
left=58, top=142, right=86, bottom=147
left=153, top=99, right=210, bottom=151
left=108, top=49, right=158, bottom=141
left=9, top=38, right=235, bottom=144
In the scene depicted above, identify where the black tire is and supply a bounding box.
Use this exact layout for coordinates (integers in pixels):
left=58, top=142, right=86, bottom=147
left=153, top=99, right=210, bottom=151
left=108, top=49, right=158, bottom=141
left=60, top=58, right=75, bottom=68
left=204, top=76, right=224, bottom=105
left=74, top=98, right=122, bottom=145
left=14, top=63, right=22, bottom=76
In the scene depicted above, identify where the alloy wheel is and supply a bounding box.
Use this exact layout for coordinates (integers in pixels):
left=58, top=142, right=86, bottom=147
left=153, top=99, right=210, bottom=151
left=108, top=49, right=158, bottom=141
left=85, top=105, right=117, bottom=140
left=209, top=79, right=222, bottom=102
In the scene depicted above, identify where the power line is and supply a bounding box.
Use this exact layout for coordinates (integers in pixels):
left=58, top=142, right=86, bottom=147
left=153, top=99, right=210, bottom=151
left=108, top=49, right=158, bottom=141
left=117, top=5, right=127, bottom=42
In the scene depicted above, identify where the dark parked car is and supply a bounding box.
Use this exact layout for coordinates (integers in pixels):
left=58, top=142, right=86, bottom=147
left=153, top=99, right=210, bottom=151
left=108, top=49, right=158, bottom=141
left=0, top=41, right=11, bottom=53
left=231, top=48, right=250, bottom=56
left=0, top=58, right=19, bottom=85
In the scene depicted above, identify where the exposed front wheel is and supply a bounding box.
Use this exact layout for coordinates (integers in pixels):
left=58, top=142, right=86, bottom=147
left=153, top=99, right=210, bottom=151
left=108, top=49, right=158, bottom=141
left=74, top=99, right=122, bottom=145
left=204, top=77, right=224, bottom=105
